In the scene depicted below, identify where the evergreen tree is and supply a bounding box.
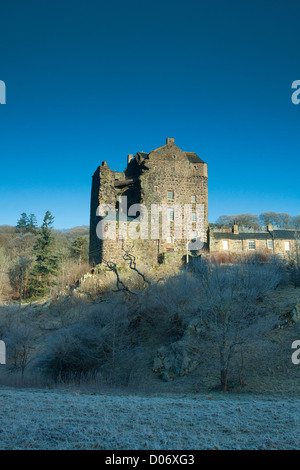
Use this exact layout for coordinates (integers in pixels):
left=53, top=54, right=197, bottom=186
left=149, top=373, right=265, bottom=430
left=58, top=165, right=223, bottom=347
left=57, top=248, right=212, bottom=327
left=16, top=212, right=38, bottom=233
left=16, top=213, right=29, bottom=232
left=28, top=214, right=38, bottom=233
left=29, top=211, right=57, bottom=298
left=71, top=236, right=88, bottom=263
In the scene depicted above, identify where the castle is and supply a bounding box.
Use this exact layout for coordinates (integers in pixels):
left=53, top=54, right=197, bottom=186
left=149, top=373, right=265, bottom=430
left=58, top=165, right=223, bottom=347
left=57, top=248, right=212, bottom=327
left=89, top=138, right=209, bottom=266
left=89, top=137, right=299, bottom=266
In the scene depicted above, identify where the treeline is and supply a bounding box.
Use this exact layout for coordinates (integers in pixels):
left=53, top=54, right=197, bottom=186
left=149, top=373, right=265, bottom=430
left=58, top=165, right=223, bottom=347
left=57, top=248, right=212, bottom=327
left=212, top=212, right=300, bottom=231
left=0, top=212, right=90, bottom=302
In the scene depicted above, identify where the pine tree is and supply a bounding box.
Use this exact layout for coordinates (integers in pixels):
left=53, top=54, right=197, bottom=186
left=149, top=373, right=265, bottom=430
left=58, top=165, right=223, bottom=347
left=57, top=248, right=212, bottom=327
left=71, top=236, right=88, bottom=264
left=29, top=211, right=57, bottom=298
left=28, top=214, right=38, bottom=233
left=16, top=212, right=38, bottom=233
left=16, top=213, right=29, bottom=232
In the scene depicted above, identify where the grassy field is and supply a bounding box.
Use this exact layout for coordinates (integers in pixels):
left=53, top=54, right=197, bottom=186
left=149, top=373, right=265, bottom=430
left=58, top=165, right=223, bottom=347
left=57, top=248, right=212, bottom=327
left=0, top=388, right=299, bottom=450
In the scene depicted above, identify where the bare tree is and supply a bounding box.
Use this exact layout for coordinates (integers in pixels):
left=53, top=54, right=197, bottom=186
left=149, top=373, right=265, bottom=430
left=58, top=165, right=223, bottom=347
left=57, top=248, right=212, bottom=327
left=195, top=261, right=281, bottom=391
left=4, top=325, right=36, bottom=379
left=0, top=248, right=11, bottom=301
left=8, top=256, right=32, bottom=321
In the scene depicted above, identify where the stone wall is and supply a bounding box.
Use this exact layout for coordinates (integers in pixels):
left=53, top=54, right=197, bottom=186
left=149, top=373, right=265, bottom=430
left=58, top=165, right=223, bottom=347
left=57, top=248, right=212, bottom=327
left=209, top=229, right=299, bottom=257
left=89, top=138, right=209, bottom=266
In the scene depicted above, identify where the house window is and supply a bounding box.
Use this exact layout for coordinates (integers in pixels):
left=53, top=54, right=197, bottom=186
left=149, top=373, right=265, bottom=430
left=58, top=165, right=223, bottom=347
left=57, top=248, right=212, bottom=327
left=192, top=212, right=197, bottom=223
left=167, top=236, right=173, bottom=244
left=223, top=240, right=229, bottom=250
left=248, top=240, right=256, bottom=250
left=167, top=190, right=174, bottom=201
left=191, top=195, right=196, bottom=203
left=267, top=240, right=273, bottom=249
left=167, top=208, right=174, bottom=221
left=285, top=241, right=291, bottom=251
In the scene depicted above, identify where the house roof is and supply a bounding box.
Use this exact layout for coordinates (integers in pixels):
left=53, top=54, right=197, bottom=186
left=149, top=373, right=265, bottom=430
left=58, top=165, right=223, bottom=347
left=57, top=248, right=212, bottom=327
left=272, top=230, right=300, bottom=239
left=211, top=229, right=300, bottom=240
left=211, top=232, right=273, bottom=240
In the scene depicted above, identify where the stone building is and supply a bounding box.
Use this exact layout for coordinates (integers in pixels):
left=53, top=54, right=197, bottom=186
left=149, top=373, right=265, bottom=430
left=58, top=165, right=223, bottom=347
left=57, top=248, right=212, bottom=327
left=209, top=224, right=300, bottom=257
left=89, top=138, right=208, bottom=266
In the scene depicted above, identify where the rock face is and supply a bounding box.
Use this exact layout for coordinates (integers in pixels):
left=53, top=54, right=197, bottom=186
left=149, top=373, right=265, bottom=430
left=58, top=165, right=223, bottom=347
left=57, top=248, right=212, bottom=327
left=291, top=302, right=300, bottom=323
left=153, top=327, right=201, bottom=381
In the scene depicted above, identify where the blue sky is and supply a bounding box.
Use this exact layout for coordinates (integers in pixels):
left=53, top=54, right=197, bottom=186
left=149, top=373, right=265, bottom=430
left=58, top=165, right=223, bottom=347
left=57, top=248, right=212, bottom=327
left=0, top=0, right=299, bottom=229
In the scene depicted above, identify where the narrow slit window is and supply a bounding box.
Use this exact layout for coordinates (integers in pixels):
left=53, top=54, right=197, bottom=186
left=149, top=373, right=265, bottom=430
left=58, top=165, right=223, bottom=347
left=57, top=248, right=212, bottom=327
left=167, top=190, right=174, bottom=201
left=167, top=208, right=174, bottom=221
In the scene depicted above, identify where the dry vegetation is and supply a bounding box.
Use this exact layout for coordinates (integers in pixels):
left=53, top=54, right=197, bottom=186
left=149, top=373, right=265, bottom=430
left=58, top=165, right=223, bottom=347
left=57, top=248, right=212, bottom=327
left=0, top=248, right=300, bottom=449
left=0, top=254, right=299, bottom=395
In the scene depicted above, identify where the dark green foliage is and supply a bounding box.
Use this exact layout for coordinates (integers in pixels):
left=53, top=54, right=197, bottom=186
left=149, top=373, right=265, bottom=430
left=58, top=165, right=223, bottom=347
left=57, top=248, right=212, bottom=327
left=28, top=211, right=58, bottom=298
left=16, top=213, right=37, bottom=233
left=71, top=236, right=88, bottom=263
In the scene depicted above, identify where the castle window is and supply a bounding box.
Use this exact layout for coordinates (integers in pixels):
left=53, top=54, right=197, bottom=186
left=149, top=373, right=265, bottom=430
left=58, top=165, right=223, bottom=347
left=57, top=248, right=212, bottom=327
left=248, top=240, right=256, bottom=250
left=284, top=241, right=291, bottom=251
left=267, top=240, right=273, bottom=249
left=167, top=208, right=174, bottom=221
left=190, top=231, right=197, bottom=242
left=167, top=190, right=174, bottom=201
left=167, top=236, right=173, bottom=244
left=192, top=212, right=197, bottom=223
left=223, top=240, right=229, bottom=250
left=191, top=195, right=196, bottom=203
left=172, top=155, right=176, bottom=159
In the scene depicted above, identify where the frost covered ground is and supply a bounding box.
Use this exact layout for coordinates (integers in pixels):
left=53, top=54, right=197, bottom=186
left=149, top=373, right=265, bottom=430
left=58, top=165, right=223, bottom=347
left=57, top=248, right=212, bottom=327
left=0, top=388, right=299, bottom=449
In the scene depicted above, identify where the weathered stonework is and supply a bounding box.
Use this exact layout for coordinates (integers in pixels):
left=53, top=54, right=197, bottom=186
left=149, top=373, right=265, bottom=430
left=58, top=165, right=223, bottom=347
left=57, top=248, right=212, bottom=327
left=209, top=226, right=300, bottom=257
left=89, top=138, right=209, bottom=266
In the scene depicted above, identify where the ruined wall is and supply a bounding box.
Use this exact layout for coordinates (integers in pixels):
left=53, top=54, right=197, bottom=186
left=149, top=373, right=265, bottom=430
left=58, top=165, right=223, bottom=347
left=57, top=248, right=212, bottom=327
left=89, top=138, right=209, bottom=266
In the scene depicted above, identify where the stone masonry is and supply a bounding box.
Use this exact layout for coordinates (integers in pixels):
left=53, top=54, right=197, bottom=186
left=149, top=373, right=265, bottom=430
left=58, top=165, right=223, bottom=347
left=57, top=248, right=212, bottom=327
left=89, top=138, right=209, bottom=266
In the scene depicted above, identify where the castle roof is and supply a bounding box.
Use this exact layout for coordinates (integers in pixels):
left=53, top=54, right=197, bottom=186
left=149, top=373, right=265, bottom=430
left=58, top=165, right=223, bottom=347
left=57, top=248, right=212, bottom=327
left=185, top=152, right=205, bottom=164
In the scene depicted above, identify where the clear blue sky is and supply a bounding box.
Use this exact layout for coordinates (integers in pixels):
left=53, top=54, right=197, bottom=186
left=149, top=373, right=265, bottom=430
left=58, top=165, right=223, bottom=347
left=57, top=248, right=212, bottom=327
left=0, top=0, right=299, bottom=229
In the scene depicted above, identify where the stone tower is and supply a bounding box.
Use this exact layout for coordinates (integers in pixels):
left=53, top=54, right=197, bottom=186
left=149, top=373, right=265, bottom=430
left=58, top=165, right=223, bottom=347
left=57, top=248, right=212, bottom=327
left=89, top=138, right=208, bottom=266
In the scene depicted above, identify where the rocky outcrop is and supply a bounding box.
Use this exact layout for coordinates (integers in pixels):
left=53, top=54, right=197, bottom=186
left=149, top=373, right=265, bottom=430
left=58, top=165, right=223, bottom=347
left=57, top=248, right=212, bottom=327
left=153, top=325, right=201, bottom=381
left=291, top=302, right=300, bottom=323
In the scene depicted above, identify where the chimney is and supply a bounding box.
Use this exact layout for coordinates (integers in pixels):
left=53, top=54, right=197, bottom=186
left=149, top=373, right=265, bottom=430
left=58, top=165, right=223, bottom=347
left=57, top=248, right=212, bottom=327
left=267, top=224, right=273, bottom=232
left=233, top=224, right=239, bottom=234
left=166, top=137, right=175, bottom=145
left=127, top=154, right=133, bottom=166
